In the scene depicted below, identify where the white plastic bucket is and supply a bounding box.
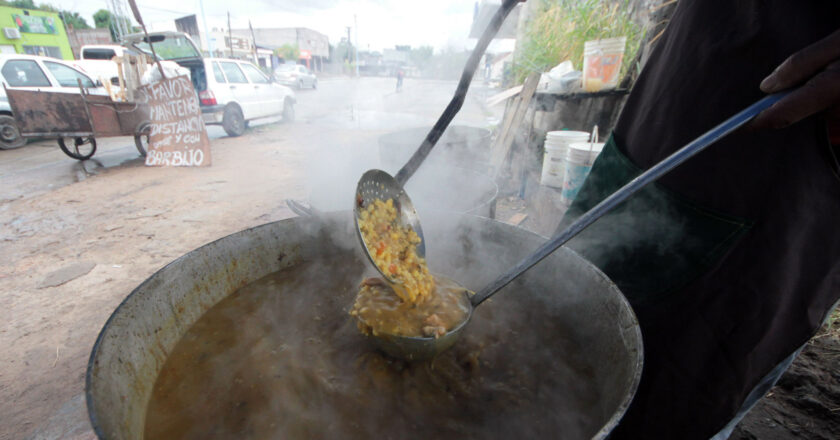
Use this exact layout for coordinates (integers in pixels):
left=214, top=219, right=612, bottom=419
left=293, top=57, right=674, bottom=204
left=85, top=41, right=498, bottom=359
left=540, top=130, right=590, bottom=188
left=582, top=37, right=627, bottom=92
left=560, top=141, right=605, bottom=205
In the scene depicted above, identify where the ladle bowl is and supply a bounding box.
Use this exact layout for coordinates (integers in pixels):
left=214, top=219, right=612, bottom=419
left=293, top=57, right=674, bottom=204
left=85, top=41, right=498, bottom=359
left=353, top=169, right=425, bottom=283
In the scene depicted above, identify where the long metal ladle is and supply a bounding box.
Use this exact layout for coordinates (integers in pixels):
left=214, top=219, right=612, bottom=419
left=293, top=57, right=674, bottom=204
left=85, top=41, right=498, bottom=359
left=368, top=92, right=789, bottom=360
left=354, top=0, right=521, bottom=283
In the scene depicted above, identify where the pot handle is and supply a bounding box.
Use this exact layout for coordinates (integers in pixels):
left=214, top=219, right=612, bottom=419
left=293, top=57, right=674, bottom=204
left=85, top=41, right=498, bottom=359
left=285, top=199, right=315, bottom=218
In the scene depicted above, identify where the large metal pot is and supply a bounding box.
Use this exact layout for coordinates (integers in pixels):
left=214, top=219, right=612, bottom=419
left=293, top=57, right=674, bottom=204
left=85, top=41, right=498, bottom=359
left=86, top=212, right=642, bottom=439
left=406, top=165, right=498, bottom=217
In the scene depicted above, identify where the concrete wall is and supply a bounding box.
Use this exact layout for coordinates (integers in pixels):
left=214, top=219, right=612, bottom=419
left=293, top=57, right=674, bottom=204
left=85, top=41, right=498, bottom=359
left=67, top=28, right=112, bottom=59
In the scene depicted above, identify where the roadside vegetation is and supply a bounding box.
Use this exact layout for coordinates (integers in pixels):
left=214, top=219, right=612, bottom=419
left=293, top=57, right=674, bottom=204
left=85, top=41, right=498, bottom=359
left=513, top=0, right=643, bottom=85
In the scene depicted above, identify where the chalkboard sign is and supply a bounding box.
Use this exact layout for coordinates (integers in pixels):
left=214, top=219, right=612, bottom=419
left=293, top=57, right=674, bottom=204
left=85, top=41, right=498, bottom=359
left=139, top=76, right=211, bottom=167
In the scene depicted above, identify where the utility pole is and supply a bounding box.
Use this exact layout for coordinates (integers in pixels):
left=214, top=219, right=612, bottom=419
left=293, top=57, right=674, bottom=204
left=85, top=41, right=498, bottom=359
left=248, top=20, right=258, bottom=65
left=227, top=12, right=233, bottom=58
left=198, top=0, right=214, bottom=56
left=354, top=14, right=359, bottom=77
left=345, top=26, right=351, bottom=61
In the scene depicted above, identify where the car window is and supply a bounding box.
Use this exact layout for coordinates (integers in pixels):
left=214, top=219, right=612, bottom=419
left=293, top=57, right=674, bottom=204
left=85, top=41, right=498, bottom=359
left=240, top=63, right=268, bottom=84
left=82, top=48, right=116, bottom=60
left=219, top=62, right=247, bottom=84
left=277, top=64, right=295, bottom=72
left=212, top=62, right=226, bottom=83
left=298, top=66, right=306, bottom=74
left=44, top=61, right=95, bottom=88
left=1, top=60, right=51, bottom=87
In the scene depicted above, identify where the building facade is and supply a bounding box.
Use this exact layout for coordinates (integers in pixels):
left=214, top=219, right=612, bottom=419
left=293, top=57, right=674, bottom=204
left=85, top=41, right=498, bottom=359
left=231, top=27, right=329, bottom=71
left=0, top=6, right=73, bottom=59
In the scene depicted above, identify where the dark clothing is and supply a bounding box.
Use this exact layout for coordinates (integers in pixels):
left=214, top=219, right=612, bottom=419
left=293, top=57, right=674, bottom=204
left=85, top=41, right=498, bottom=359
left=558, top=1, right=840, bottom=438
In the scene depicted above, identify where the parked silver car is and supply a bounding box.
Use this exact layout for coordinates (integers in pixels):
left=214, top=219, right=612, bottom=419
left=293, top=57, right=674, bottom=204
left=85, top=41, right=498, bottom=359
left=273, top=64, right=317, bottom=89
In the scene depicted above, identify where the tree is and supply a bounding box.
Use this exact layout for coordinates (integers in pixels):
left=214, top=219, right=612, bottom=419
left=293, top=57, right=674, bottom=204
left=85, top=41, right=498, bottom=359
left=10, top=0, right=37, bottom=9
left=93, top=9, right=112, bottom=29
left=93, top=9, right=133, bottom=41
left=274, top=44, right=299, bottom=61
left=409, top=46, right=433, bottom=68
left=57, top=10, right=91, bottom=29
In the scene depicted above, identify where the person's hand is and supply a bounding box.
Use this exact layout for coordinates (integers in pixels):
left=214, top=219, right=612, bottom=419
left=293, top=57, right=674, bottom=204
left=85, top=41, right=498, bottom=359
left=751, top=29, right=840, bottom=131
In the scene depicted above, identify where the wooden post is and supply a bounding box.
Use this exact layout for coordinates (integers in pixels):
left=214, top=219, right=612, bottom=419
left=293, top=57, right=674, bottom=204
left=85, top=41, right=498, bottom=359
left=114, top=56, right=126, bottom=102
left=127, top=0, right=166, bottom=80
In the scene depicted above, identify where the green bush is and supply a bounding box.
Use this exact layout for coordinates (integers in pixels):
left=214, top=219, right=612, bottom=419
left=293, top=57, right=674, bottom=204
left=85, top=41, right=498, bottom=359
left=513, top=0, right=642, bottom=85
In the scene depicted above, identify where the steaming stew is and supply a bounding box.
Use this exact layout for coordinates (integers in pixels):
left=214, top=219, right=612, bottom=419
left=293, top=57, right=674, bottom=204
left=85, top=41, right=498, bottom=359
left=350, top=275, right=470, bottom=338
left=358, top=198, right=434, bottom=303
left=144, top=254, right=600, bottom=439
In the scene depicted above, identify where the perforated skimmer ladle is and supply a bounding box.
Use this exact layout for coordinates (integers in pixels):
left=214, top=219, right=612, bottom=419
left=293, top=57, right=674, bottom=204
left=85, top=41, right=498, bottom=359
left=362, top=92, right=790, bottom=361
left=354, top=0, right=521, bottom=282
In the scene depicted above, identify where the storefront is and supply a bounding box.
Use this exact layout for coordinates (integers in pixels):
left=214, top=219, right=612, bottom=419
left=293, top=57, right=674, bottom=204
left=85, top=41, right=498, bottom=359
left=0, top=6, right=73, bottom=60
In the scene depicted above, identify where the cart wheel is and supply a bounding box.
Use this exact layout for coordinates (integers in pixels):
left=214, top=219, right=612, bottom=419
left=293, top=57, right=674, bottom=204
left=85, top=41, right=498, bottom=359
left=58, top=137, right=97, bottom=161
left=134, top=122, right=151, bottom=157
left=0, top=114, right=26, bottom=150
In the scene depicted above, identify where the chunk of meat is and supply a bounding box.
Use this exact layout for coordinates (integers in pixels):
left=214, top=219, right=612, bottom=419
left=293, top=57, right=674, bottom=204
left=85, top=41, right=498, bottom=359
left=422, top=314, right=447, bottom=338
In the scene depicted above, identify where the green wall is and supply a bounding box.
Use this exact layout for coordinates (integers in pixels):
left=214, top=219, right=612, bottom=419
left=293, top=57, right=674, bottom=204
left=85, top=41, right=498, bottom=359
left=0, top=6, right=72, bottom=60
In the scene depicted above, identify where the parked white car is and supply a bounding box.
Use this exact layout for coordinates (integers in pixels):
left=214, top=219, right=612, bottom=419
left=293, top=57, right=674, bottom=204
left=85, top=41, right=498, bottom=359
left=123, top=31, right=296, bottom=137
left=0, top=54, right=105, bottom=149
left=199, top=58, right=297, bottom=136
left=274, top=63, right=318, bottom=89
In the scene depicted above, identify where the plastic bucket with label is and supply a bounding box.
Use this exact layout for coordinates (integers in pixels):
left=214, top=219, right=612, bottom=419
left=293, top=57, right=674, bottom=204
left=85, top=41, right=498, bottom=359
left=560, top=141, right=605, bottom=205
left=540, top=131, right=590, bottom=188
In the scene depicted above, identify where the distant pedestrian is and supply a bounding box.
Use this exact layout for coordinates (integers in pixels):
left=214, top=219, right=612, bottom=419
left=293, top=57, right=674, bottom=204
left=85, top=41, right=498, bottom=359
left=396, top=69, right=404, bottom=92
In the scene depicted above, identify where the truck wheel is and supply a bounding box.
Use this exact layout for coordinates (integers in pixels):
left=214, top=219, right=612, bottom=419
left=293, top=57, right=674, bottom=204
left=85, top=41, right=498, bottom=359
left=134, top=122, right=151, bottom=157
left=0, top=115, right=26, bottom=150
left=58, top=136, right=96, bottom=160
left=282, top=99, right=295, bottom=123
left=222, top=105, right=245, bottom=137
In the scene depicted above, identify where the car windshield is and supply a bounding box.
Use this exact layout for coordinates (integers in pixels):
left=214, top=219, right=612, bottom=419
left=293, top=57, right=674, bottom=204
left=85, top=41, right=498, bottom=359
left=131, top=35, right=200, bottom=60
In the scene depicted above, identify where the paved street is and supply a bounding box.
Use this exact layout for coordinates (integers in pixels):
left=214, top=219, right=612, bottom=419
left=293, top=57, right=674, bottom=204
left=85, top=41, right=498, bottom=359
left=0, top=77, right=500, bottom=440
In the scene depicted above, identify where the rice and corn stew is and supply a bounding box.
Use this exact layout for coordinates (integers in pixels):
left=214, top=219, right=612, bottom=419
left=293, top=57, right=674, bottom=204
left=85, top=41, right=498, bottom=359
left=351, top=277, right=471, bottom=338
left=357, top=198, right=434, bottom=303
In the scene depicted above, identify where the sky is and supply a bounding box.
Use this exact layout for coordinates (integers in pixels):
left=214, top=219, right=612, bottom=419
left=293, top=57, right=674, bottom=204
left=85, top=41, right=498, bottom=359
left=61, top=0, right=514, bottom=53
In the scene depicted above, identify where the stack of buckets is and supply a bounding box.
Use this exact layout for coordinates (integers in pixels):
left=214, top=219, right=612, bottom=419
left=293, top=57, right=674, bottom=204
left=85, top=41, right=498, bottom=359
left=540, top=130, right=605, bottom=206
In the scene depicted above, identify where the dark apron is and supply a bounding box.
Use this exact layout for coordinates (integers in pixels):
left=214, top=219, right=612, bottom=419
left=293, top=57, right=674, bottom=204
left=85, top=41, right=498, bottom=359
left=554, top=2, right=840, bottom=438
left=558, top=136, right=753, bottom=305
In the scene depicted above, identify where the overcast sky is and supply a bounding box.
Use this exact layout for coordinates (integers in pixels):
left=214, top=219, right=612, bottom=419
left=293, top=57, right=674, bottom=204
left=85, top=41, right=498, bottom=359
left=61, top=0, right=514, bottom=52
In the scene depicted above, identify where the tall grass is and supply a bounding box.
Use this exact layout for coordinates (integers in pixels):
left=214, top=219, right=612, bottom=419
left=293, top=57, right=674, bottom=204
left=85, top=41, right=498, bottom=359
left=513, top=0, right=643, bottom=85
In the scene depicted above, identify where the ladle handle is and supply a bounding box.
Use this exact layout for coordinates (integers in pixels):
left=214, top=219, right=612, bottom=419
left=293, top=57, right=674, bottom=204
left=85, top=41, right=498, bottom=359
left=470, top=92, right=790, bottom=307
left=394, top=0, right=522, bottom=186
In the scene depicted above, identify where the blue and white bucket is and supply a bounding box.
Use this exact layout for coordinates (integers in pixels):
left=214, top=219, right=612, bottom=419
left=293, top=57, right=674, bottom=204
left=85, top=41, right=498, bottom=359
left=540, top=130, right=590, bottom=188
left=560, top=141, right=605, bottom=206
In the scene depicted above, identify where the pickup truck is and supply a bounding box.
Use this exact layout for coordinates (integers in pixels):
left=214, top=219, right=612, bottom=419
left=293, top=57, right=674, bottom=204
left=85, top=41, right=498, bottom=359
left=71, top=45, right=129, bottom=85
left=72, top=44, right=188, bottom=86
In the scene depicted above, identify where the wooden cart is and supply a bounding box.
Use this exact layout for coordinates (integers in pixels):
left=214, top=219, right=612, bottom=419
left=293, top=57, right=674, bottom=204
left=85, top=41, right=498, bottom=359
left=6, top=84, right=151, bottom=161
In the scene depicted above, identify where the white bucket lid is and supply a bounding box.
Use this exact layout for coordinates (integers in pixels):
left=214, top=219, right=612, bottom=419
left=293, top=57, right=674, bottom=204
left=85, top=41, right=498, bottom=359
left=583, top=37, right=627, bottom=54
left=547, top=130, right=590, bottom=140
left=568, top=142, right=606, bottom=153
